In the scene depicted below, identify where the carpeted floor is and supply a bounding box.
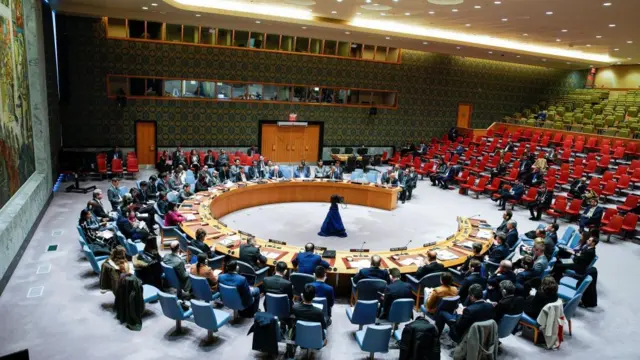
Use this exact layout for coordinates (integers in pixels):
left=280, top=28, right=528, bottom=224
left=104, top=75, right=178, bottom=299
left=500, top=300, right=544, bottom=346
left=0, top=168, right=639, bottom=360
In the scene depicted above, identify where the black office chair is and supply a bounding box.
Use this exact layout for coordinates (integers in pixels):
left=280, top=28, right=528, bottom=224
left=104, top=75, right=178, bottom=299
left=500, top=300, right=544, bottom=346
left=345, top=147, right=354, bottom=155
left=331, top=148, right=341, bottom=154
left=361, top=155, right=371, bottom=172
left=357, top=148, right=368, bottom=156
left=346, top=155, right=357, bottom=173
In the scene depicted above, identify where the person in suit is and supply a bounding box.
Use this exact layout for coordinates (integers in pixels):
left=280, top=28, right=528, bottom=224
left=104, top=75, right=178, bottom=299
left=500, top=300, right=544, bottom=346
left=353, top=255, right=389, bottom=283
left=545, top=223, right=559, bottom=246
left=145, top=175, right=159, bottom=201
left=239, top=237, right=267, bottom=270
left=286, top=284, right=327, bottom=357
left=458, top=243, right=485, bottom=274
left=179, top=183, right=195, bottom=202
left=155, top=192, right=169, bottom=216
left=204, top=150, right=216, bottom=168
left=235, top=166, right=249, bottom=182
left=218, top=260, right=261, bottom=316
left=263, top=261, right=294, bottom=311
left=487, top=233, right=509, bottom=263
left=264, top=160, right=275, bottom=177
left=292, top=243, right=330, bottom=274
left=425, top=272, right=458, bottom=314
left=524, top=167, right=544, bottom=187
left=257, top=155, right=267, bottom=174
left=579, top=198, right=604, bottom=232
left=490, top=159, right=508, bottom=180
left=195, top=174, right=211, bottom=192
left=90, top=189, right=111, bottom=220
left=522, top=243, right=548, bottom=279
left=524, top=276, right=558, bottom=319
left=379, top=268, right=413, bottom=319
left=311, top=266, right=335, bottom=317
left=172, top=146, right=186, bottom=169
left=437, top=283, right=495, bottom=342
left=458, top=259, right=487, bottom=304
left=504, top=220, right=519, bottom=249
left=294, top=161, right=311, bottom=178
left=493, top=179, right=525, bottom=210
left=230, top=159, right=242, bottom=180
left=436, top=162, right=455, bottom=189
left=156, top=172, right=170, bottom=193
left=169, top=167, right=183, bottom=191
left=403, top=166, right=419, bottom=201
left=517, top=154, right=533, bottom=181
left=191, top=228, right=214, bottom=258
left=162, top=241, right=191, bottom=294
left=415, top=250, right=444, bottom=279
left=133, top=182, right=149, bottom=204
left=382, top=172, right=399, bottom=187
left=107, top=178, right=123, bottom=211
left=553, top=235, right=597, bottom=281
left=429, top=159, right=446, bottom=186
left=493, top=280, right=525, bottom=323
left=189, top=149, right=200, bottom=168
left=528, top=185, right=554, bottom=220
left=486, top=260, right=516, bottom=301
left=315, top=160, right=328, bottom=179
left=334, top=160, right=344, bottom=179
left=216, top=149, right=229, bottom=170
left=110, top=146, right=123, bottom=162
left=504, top=141, right=515, bottom=153
left=496, top=210, right=513, bottom=234
left=247, top=160, right=263, bottom=180
left=247, top=145, right=258, bottom=157
left=325, top=166, right=342, bottom=180
left=569, top=177, right=588, bottom=199
left=219, top=164, right=232, bottom=183
left=269, top=165, right=284, bottom=180
left=157, top=150, right=171, bottom=173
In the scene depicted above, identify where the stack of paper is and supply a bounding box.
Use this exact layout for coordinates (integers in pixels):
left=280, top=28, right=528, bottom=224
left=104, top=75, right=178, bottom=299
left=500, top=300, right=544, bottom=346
left=263, top=252, right=281, bottom=259
left=458, top=241, right=476, bottom=250
left=436, top=250, right=459, bottom=261
left=399, top=258, right=423, bottom=266
left=351, top=260, right=371, bottom=268
left=476, top=229, right=493, bottom=239
left=185, top=214, right=196, bottom=221
left=98, top=230, right=114, bottom=239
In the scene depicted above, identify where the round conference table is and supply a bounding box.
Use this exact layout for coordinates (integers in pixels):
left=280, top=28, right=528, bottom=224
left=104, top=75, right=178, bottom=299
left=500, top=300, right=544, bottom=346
left=177, top=179, right=493, bottom=294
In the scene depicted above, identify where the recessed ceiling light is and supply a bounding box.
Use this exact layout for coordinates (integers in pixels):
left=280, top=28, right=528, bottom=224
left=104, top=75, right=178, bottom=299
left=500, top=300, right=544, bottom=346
left=337, top=0, right=343, bottom=2
left=366, top=0, right=371, bottom=2
left=561, top=29, right=568, bottom=32
left=609, top=24, right=616, bottom=27
left=586, top=44, right=591, bottom=47
left=151, top=3, right=158, bottom=6
left=345, top=31, right=350, bottom=34
left=488, top=51, right=493, bottom=54
left=356, top=12, right=361, bottom=15
left=516, top=55, right=521, bottom=58
left=302, top=26, right=307, bottom=29
left=465, top=24, right=471, bottom=27
left=393, top=0, right=399, bottom=2
left=423, top=41, right=429, bottom=45
left=452, top=9, right=458, bottom=12
left=142, top=6, right=148, bottom=10
left=380, top=12, right=386, bottom=16
left=428, top=11, right=435, bottom=14
left=546, top=11, right=553, bottom=15
left=474, top=5, right=481, bottom=9
left=195, top=13, right=200, bottom=16
left=616, top=62, right=621, bottom=64
left=596, top=35, right=602, bottom=38
left=603, top=2, right=612, bottom=6
left=590, top=65, right=594, bottom=67
left=627, top=40, right=633, bottom=44
left=614, top=48, right=619, bottom=51
left=566, top=62, right=571, bottom=64
left=501, top=18, right=508, bottom=22
left=494, top=1, right=501, bottom=4
left=159, top=11, right=166, bottom=14
left=542, top=59, right=547, bottom=61
left=255, top=20, right=261, bottom=23
left=522, top=33, right=528, bottom=36
left=331, top=10, right=337, bottom=13
left=628, top=57, right=632, bottom=60
left=556, top=39, right=561, bottom=42
left=405, top=12, right=411, bottom=16
left=385, top=36, right=391, bottom=40
left=456, top=46, right=462, bottom=49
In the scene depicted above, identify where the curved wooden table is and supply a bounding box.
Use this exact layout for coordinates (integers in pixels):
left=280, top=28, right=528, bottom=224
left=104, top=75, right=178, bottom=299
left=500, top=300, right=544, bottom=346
left=178, top=179, right=492, bottom=294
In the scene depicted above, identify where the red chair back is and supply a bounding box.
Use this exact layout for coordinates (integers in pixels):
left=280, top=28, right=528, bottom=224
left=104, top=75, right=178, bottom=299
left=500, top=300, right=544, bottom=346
left=567, top=199, right=582, bottom=213
left=524, top=187, right=538, bottom=200
left=381, top=151, right=388, bottom=161
left=618, top=175, right=631, bottom=188
left=622, top=213, right=639, bottom=229
left=466, top=175, right=477, bottom=186
left=573, top=141, right=584, bottom=153
left=552, top=196, right=568, bottom=211
left=602, top=171, right=614, bottom=183
left=602, top=181, right=616, bottom=194
left=552, top=133, right=563, bottom=143
left=602, top=208, right=618, bottom=223
left=586, top=137, right=597, bottom=148
left=97, top=158, right=107, bottom=173
left=128, top=158, right=139, bottom=173
left=613, top=147, right=625, bottom=159
left=475, top=177, right=489, bottom=189
left=585, top=160, right=597, bottom=174
left=540, top=136, right=550, bottom=147
left=112, top=159, right=123, bottom=172
left=607, top=215, right=624, bottom=231
left=503, top=152, right=512, bottom=163
left=615, top=165, right=628, bottom=177
left=623, top=194, right=639, bottom=208
left=546, top=178, right=556, bottom=190
left=597, top=155, right=611, bottom=167
left=560, top=163, right=570, bottom=173
left=625, top=143, right=637, bottom=155
left=587, top=177, right=600, bottom=190
left=632, top=168, right=640, bottom=181
left=571, top=166, right=584, bottom=178
left=600, top=145, right=610, bottom=155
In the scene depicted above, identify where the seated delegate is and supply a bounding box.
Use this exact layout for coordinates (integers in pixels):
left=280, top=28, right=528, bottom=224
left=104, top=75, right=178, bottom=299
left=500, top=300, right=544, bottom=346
left=436, top=283, right=494, bottom=343
left=190, top=253, right=218, bottom=292
left=425, top=272, right=458, bottom=314
left=352, top=255, right=389, bottom=284
left=311, top=266, right=335, bottom=318
left=218, top=260, right=261, bottom=317
left=379, top=268, right=412, bottom=319
left=239, top=237, right=267, bottom=270
left=263, top=261, right=294, bottom=311
left=292, top=243, right=330, bottom=275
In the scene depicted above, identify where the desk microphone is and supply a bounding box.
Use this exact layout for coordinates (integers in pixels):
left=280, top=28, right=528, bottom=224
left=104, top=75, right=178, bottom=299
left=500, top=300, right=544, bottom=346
left=403, top=239, right=412, bottom=254
left=466, top=213, right=481, bottom=220
left=359, top=241, right=367, bottom=257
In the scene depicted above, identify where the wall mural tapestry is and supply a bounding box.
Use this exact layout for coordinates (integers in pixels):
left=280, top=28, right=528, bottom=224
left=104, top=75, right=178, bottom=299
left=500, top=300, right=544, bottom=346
left=0, top=0, right=34, bottom=209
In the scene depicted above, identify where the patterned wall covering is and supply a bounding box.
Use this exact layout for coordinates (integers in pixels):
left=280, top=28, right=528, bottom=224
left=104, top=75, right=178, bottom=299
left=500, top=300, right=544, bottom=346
left=59, top=15, right=586, bottom=148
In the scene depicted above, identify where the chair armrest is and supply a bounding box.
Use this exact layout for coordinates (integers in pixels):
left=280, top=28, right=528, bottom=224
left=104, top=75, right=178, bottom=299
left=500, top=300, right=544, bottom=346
left=406, top=274, right=420, bottom=285
left=350, top=277, right=356, bottom=288
left=208, top=255, right=225, bottom=270
left=255, top=266, right=270, bottom=276
left=95, top=255, right=109, bottom=262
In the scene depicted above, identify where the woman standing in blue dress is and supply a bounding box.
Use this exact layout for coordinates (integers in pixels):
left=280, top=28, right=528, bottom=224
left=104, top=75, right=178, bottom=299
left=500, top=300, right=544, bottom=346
left=318, top=195, right=347, bottom=237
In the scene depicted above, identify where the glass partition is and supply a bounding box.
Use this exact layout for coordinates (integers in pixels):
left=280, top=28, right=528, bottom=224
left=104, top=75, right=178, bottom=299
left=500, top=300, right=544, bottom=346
left=249, top=32, right=264, bottom=49
left=362, top=45, right=375, bottom=60
left=128, top=20, right=145, bottom=39
left=375, top=46, right=387, bottom=61
left=109, top=76, right=128, bottom=96
left=247, top=84, right=263, bottom=100
left=107, top=18, right=127, bottom=38
left=147, top=22, right=163, bottom=40
left=200, top=27, right=216, bottom=45
left=217, top=82, right=232, bottom=99
left=350, top=44, right=362, bottom=58
left=295, top=37, right=310, bottom=53
left=183, top=25, right=198, bottom=43
left=183, top=80, right=200, bottom=97
left=233, top=30, right=250, bottom=47
left=293, top=86, right=308, bottom=102
left=323, top=40, right=337, bottom=55
left=337, top=41, right=350, bottom=57
left=164, top=80, right=182, bottom=97
left=281, top=35, right=294, bottom=51
left=308, top=87, right=321, bottom=103
left=217, top=29, right=232, bottom=46
left=166, top=24, right=182, bottom=42
left=310, top=39, right=322, bottom=54
left=231, top=84, right=247, bottom=99
left=265, top=34, right=280, bottom=50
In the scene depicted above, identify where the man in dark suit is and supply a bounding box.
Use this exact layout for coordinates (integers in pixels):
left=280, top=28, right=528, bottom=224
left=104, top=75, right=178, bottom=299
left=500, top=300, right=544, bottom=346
left=286, top=284, right=327, bottom=357
left=239, top=237, right=267, bottom=270
left=524, top=167, right=544, bottom=187
left=110, top=146, right=123, bottom=162
left=493, top=280, right=525, bottom=323
left=436, top=284, right=495, bottom=342
left=326, top=166, right=342, bottom=180
left=107, top=178, right=123, bottom=211
left=458, top=259, right=487, bottom=303
left=487, top=233, right=509, bottom=263
left=436, top=162, right=454, bottom=189
left=486, top=260, right=516, bottom=301
left=528, top=186, right=554, bottom=221
left=219, top=164, right=232, bottom=183
left=496, top=210, right=512, bottom=234
left=404, top=166, right=419, bottom=201
left=579, top=198, right=604, bottom=232
left=505, top=220, right=519, bottom=249
left=553, top=236, right=597, bottom=281
left=517, top=155, right=532, bottom=181
left=569, top=177, right=588, bottom=199
left=415, top=250, right=444, bottom=279
left=458, top=242, right=485, bottom=274
left=90, top=189, right=110, bottom=219
left=292, top=243, right=330, bottom=274
left=545, top=223, right=559, bottom=246
left=216, top=149, right=229, bottom=170
left=247, top=160, right=263, bottom=180
left=504, top=141, right=515, bottom=153
left=334, top=160, right=344, bottom=179
left=314, top=160, right=328, bottom=179
left=382, top=172, right=399, bottom=186
left=269, top=165, right=285, bottom=180
left=203, top=150, right=216, bottom=168
left=294, top=161, right=311, bottom=178
left=379, top=268, right=413, bottom=319
left=353, top=255, right=389, bottom=283
left=191, top=228, right=214, bottom=258
left=230, top=159, right=242, bottom=181
left=493, top=179, right=525, bottom=211
left=429, top=159, right=446, bottom=186
left=218, top=260, right=261, bottom=316
left=263, top=261, right=294, bottom=310
left=135, top=181, right=149, bottom=204
left=311, top=266, right=335, bottom=317
left=156, top=172, right=170, bottom=193
left=162, top=241, right=191, bottom=295
left=172, top=146, right=186, bottom=169
left=247, top=145, right=258, bottom=157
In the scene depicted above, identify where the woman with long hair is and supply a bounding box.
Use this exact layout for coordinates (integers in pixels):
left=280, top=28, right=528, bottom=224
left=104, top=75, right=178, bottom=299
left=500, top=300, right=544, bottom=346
left=79, top=209, right=113, bottom=255
left=132, top=238, right=163, bottom=289
left=109, top=245, right=130, bottom=273
left=190, top=253, right=218, bottom=291
left=164, top=202, right=186, bottom=226
left=524, top=276, right=559, bottom=319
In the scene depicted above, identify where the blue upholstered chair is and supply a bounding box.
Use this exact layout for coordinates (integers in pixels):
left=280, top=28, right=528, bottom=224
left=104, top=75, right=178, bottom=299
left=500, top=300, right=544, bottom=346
left=498, top=313, right=522, bottom=339
left=161, top=262, right=181, bottom=290
left=191, top=299, right=232, bottom=341
left=189, top=274, right=220, bottom=302
left=78, top=236, right=87, bottom=250
left=176, top=232, right=191, bottom=252
left=407, top=272, right=443, bottom=310
left=136, top=180, right=143, bottom=190
left=82, top=245, right=107, bottom=274
left=422, top=295, right=460, bottom=318
left=142, top=284, right=160, bottom=303
left=346, top=300, right=378, bottom=330
left=154, top=202, right=164, bottom=217
left=237, top=260, right=269, bottom=287
left=118, top=186, right=129, bottom=196
left=218, top=283, right=246, bottom=321
left=558, top=226, right=577, bottom=246
left=350, top=278, right=387, bottom=305
left=313, top=297, right=330, bottom=323
left=387, top=298, right=414, bottom=331
left=295, top=321, right=325, bottom=356
left=366, top=172, right=378, bottom=183
left=187, top=245, right=202, bottom=263
left=167, top=191, right=180, bottom=203
left=291, top=272, right=316, bottom=299
left=155, top=214, right=181, bottom=245
left=563, top=293, right=583, bottom=336
left=265, top=293, right=290, bottom=320
left=77, top=225, right=86, bottom=242
left=207, top=255, right=225, bottom=271
left=157, top=291, right=193, bottom=333
left=558, top=275, right=593, bottom=302
left=355, top=325, right=393, bottom=360
left=280, top=166, right=292, bottom=179
left=561, top=256, right=598, bottom=289
left=566, top=233, right=582, bottom=248
left=125, top=239, right=145, bottom=257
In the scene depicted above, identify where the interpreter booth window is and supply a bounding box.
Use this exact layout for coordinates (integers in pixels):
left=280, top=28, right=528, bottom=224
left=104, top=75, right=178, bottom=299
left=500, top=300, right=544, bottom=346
left=129, top=78, right=146, bottom=96
left=217, top=83, right=232, bottom=99
left=336, top=89, right=347, bottom=104
left=166, top=24, right=182, bottom=42
left=164, top=80, right=183, bottom=97
left=231, top=84, right=247, bottom=99
left=308, top=87, right=321, bottom=103
left=107, top=18, right=127, bottom=38
left=199, top=82, right=216, bottom=98
left=233, top=31, right=250, bottom=47
left=323, top=40, right=337, bottom=55
left=310, top=39, right=322, bottom=54
left=183, top=80, right=201, bottom=97
left=293, top=86, right=308, bottom=102
left=183, top=25, right=198, bottom=43
left=146, top=22, right=163, bottom=40
left=200, top=27, right=216, bottom=45
left=109, top=76, right=128, bottom=96
left=295, top=37, right=310, bottom=53
left=145, top=79, right=163, bottom=96
left=247, top=84, right=263, bottom=100
left=128, top=20, right=145, bottom=39
left=265, top=34, right=280, bottom=50
left=217, top=29, right=232, bottom=46
left=249, top=32, right=264, bottom=49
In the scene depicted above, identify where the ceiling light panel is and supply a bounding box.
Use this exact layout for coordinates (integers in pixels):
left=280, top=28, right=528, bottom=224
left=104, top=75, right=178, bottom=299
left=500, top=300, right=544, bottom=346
left=173, top=0, right=314, bottom=20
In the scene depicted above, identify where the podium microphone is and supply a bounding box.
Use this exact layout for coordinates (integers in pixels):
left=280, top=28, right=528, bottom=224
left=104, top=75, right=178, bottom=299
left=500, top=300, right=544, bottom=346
left=359, top=241, right=367, bottom=257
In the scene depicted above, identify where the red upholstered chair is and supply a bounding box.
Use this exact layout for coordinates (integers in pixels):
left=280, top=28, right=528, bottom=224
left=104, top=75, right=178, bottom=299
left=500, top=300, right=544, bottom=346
left=613, top=165, right=629, bottom=180
left=544, top=168, right=557, bottom=182
left=601, top=181, right=617, bottom=200
left=546, top=178, right=556, bottom=191
left=613, top=140, right=624, bottom=149
left=569, top=166, right=584, bottom=180
left=111, top=159, right=124, bottom=177
left=514, top=146, right=525, bottom=159
left=630, top=168, right=640, bottom=188
left=573, top=141, right=584, bottom=154
left=521, top=187, right=538, bottom=204
left=546, top=196, right=567, bottom=223
left=454, top=170, right=470, bottom=184
left=612, top=147, right=625, bottom=164
left=600, top=208, right=618, bottom=226
left=617, top=195, right=639, bottom=213
left=624, top=143, right=637, bottom=157
left=599, top=140, right=611, bottom=153
left=501, top=168, right=519, bottom=183
left=380, top=151, right=388, bottom=163
left=459, top=175, right=477, bottom=195
left=621, top=213, right=639, bottom=239
left=585, top=160, right=597, bottom=175
left=539, top=136, right=550, bottom=148
left=556, top=171, right=570, bottom=186
left=485, top=178, right=501, bottom=193
left=97, top=157, right=107, bottom=179
left=584, top=137, right=598, bottom=152
left=503, top=152, right=513, bottom=163
left=388, top=152, right=401, bottom=166
left=550, top=133, right=563, bottom=146
left=616, top=175, right=631, bottom=193
left=602, top=171, right=614, bottom=184
left=560, top=163, right=570, bottom=173
left=601, top=215, right=624, bottom=242
left=470, top=177, right=489, bottom=199
left=486, top=156, right=499, bottom=170
left=564, top=199, right=583, bottom=221
left=464, top=159, right=477, bottom=171
left=199, top=152, right=206, bottom=166
left=126, top=158, right=139, bottom=179
left=587, top=177, right=601, bottom=191
left=471, top=135, right=483, bottom=145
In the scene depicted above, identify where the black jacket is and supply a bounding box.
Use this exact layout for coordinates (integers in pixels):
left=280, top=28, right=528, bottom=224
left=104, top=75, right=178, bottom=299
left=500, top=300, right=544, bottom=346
left=415, top=262, right=445, bottom=280
left=380, top=280, right=413, bottom=319
left=292, top=303, right=327, bottom=340
left=92, top=200, right=109, bottom=219
left=455, top=300, right=495, bottom=339
left=190, top=239, right=213, bottom=258
left=247, top=312, right=280, bottom=355
left=525, top=291, right=559, bottom=319
left=239, top=244, right=267, bottom=270
left=494, top=295, right=525, bottom=323
left=573, top=247, right=596, bottom=274
left=399, top=317, right=440, bottom=360
left=353, top=267, right=390, bottom=283
left=459, top=273, right=487, bottom=303
left=263, top=275, right=294, bottom=307
left=115, top=274, right=144, bottom=331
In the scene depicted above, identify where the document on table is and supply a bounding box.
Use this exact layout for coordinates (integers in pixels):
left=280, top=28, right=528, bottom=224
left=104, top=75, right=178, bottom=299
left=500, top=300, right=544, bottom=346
left=185, top=214, right=196, bottom=221
left=436, top=250, right=459, bottom=261
left=351, top=260, right=371, bottom=268
left=219, top=234, right=241, bottom=246
left=476, top=229, right=493, bottom=239
left=457, top=241, right=476, bottom=250
left=262, top=252, right=281, bottom=259
left=399, top=257, right=423, bottom=266
left=98, top=230, right=114, bottom=239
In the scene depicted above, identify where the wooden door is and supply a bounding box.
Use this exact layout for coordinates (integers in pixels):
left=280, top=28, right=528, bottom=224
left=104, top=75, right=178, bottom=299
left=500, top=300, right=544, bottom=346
left=457, top=103, right=473, bottom=128
left=303, top=125, right=320, bottom=162
left=261, top=124, right=278, bottom=161
left=261, top=123, right=321, bottom=163
left=276, top=127, right=293, bottom=162
left=136, top=121, right=156, bottom=165
left=290, top=127, right=306, bottom=162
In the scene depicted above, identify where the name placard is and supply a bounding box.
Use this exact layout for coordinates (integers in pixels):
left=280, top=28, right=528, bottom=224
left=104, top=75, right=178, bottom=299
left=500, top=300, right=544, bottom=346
left=390, top=246, right=407, bottom=252
left=350, top=248, right=370, bottom=253
left=268, top=239, right=287, bottom=245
